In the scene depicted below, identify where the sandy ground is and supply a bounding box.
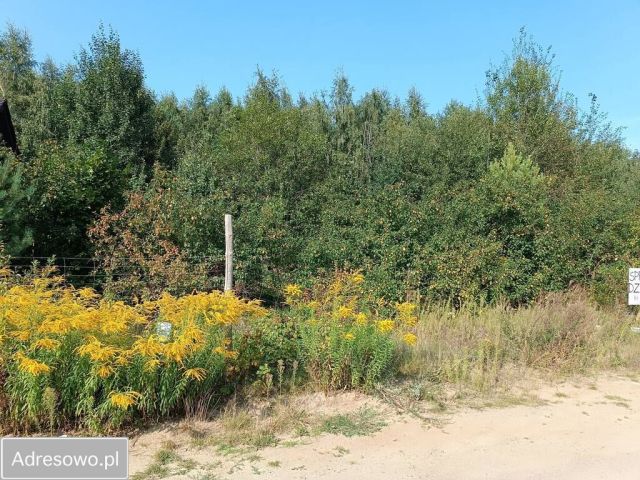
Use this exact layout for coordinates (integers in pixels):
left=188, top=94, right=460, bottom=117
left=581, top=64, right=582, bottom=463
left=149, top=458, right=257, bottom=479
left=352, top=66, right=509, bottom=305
left=130, top=373, right=640, bottom=480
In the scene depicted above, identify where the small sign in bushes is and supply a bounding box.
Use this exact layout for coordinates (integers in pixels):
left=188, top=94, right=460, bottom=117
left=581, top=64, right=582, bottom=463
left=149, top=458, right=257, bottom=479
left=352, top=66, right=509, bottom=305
left=156, top=322, right=172, bottom=342
left=629, top=268, right=640, bottom=306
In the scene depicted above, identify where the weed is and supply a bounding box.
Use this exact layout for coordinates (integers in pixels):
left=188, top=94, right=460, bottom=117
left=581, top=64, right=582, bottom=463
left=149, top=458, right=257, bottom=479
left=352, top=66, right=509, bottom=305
left=189, top=474, right=220, bottom=480
left=317, top=407, right=386, bottom=437
left=154, top=448, right=180, bottom=465
left=332, top=446, right=350, bottom=457
left=251, top=465, right=263, bottom=475
left=604, top=394, right=629, bottom=402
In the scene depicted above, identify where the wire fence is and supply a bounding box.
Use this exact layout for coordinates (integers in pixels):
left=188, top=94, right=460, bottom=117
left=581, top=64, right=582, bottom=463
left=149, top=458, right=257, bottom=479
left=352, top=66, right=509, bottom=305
left=7, top=255, right=226, bottom=290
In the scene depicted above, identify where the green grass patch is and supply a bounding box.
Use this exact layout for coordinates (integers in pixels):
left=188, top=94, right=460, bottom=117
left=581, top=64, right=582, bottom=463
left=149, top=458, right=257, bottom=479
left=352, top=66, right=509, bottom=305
left=317, top=407, right=386, bottom=437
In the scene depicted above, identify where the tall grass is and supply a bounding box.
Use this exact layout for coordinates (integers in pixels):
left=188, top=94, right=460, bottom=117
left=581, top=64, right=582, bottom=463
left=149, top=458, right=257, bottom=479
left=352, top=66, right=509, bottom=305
left=397, top=289, right=640, bottom=391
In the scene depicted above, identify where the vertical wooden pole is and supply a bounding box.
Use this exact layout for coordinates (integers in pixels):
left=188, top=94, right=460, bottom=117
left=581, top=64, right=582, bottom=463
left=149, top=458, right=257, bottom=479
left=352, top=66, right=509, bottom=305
left=224, top=214, right=234, bottom=350
left=224, top=214, right=233, bottom=293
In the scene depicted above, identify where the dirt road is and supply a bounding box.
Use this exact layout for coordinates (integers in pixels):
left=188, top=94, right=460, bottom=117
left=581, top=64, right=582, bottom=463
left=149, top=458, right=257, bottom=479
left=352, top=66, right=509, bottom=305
left=130, top=374, right=640, bottom=480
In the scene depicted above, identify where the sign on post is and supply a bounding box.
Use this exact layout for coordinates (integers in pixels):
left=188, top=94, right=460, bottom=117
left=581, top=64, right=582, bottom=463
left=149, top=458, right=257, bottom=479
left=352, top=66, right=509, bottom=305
left=629, top=268, right=640, bottom=305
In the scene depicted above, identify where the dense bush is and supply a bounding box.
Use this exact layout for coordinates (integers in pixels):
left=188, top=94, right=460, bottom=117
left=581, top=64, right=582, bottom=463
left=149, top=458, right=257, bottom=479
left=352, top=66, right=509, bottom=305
left=1, top=24, right=639, bottom=305
left=0, top=148, right=32, bottom=254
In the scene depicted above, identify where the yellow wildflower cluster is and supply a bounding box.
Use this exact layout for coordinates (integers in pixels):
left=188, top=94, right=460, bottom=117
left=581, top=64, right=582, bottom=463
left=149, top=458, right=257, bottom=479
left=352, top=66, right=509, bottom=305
left=108, top=391, right=141, bottom=410
left=97, top=365, right=115, bottom=378
left=0, top=271, right=266, bottom=395
left=284, top=283, right=302, bottom=298
left=284, top=283, right=303, bottom=305
left=376, top=319, right=395, bottom=333
left=213, top=345, right=239, bottom=359
left=336, top=305, right=354, bottom=319
left=351, top=272, right=365, bottom=284
left=282, top=272, right=420, bottom=351
left=183, top=367, right=207, bottom=381
left=394, top=302, right=419, bottom=346
left=15, top=352, right=50, bottom=375
left=354, top=312, right=367, bottom=325
left=31, top=338, right=60, bottom=351
left=395, top=302, right=418, bottom=326
left=148, top=291, right=266, bottom=327
left=402, top=332, right=417, bottom=346
left=77, top=337, right=120, bottom=362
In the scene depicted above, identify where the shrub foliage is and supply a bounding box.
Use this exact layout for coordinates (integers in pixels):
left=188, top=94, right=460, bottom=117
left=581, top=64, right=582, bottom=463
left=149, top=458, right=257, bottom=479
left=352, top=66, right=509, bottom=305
left=0, top=25, right=638, bottom=305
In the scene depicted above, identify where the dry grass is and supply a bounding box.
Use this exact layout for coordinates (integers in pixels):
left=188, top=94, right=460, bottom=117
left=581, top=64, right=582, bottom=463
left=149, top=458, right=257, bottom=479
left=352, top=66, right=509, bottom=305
left=184, top=396, right=314, bottom=452
left=177, top=391, right=390, bottom=457
left=397, top=290, right=640, bottom=393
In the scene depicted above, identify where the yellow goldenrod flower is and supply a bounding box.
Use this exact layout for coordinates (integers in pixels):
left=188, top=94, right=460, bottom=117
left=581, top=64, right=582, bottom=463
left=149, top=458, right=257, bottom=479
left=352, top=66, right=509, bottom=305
left=31, top=338, right=61, bottom=351
left=164, top=341, right=188, bottom=363
left=132, top=336, right=164, bottom=357
left=284, top=283, right=303, bottom=300
left=343, top=332, right=355, bottom=341
left=99, top=318, right=128, bottom=335
left=115, top=350, right=132, bottom=366
left=376, top=319, right=395, bottom=333
left=144, top=359, right=161, bottom=372
left=180, top=324, right=205, bottom=346
left=284, top=283, right=302, bottom=297
left=396, top=302, right=417, bottom=317
left=97, top=364, right=115, bottom=378
left=11, top=330, right=31, bottom=342
left=213, top=346, right=239, bottom=359
left=328, top=277, right=343, bottom=296
left=77, top=287, right=99, bottom=301
left=351, top=272, right=365, bottom=284
left=336, top=305, right=354, bottom=320
left=183, top=367, right=207, bottom=381
left=354, top=312, right=367, bottom=325
left=38, top=319, right=71, bottom=336
left=16, top=352, right=51, bottom=375
left=108, top=391, right=141, bottom=410
left=396, top=302, right=418, bottom=326
left=76, top=337, right=119, bottom=362
left=402, top=333, right=418, bottom=346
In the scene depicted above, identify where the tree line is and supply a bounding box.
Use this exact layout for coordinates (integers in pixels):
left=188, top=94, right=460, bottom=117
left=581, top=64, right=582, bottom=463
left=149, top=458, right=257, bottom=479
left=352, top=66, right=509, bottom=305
left=1, top=24, right=638, bottom=304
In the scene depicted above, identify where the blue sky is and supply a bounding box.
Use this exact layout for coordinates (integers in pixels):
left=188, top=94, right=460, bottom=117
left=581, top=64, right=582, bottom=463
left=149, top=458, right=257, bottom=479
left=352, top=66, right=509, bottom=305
left=2, top=0, right=639, bottom=149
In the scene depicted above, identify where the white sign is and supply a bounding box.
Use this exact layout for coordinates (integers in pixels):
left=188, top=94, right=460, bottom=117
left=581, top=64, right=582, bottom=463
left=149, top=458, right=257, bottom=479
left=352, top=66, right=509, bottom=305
left=156, top=321, right=172, bottom=342
left=629, top=268, right=640, bottom=305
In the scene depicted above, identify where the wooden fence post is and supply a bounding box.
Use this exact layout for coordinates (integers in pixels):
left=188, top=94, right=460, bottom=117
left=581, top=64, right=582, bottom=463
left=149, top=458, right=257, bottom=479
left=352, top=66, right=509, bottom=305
left=224, top=214, right=234, bottom=349
left=224, top=214, right=233, bottom=293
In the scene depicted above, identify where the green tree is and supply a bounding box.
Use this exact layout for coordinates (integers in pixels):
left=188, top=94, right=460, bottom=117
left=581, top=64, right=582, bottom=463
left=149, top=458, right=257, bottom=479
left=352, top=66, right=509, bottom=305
left=26, top=141, right=127, bottom=256
left=485, top=28, right=577, bottom=173
left=0, top=149, right=32, bottom=254
left=71, top=25, right=155, bottom=171
left=0, top=23, right=37, bottom=146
